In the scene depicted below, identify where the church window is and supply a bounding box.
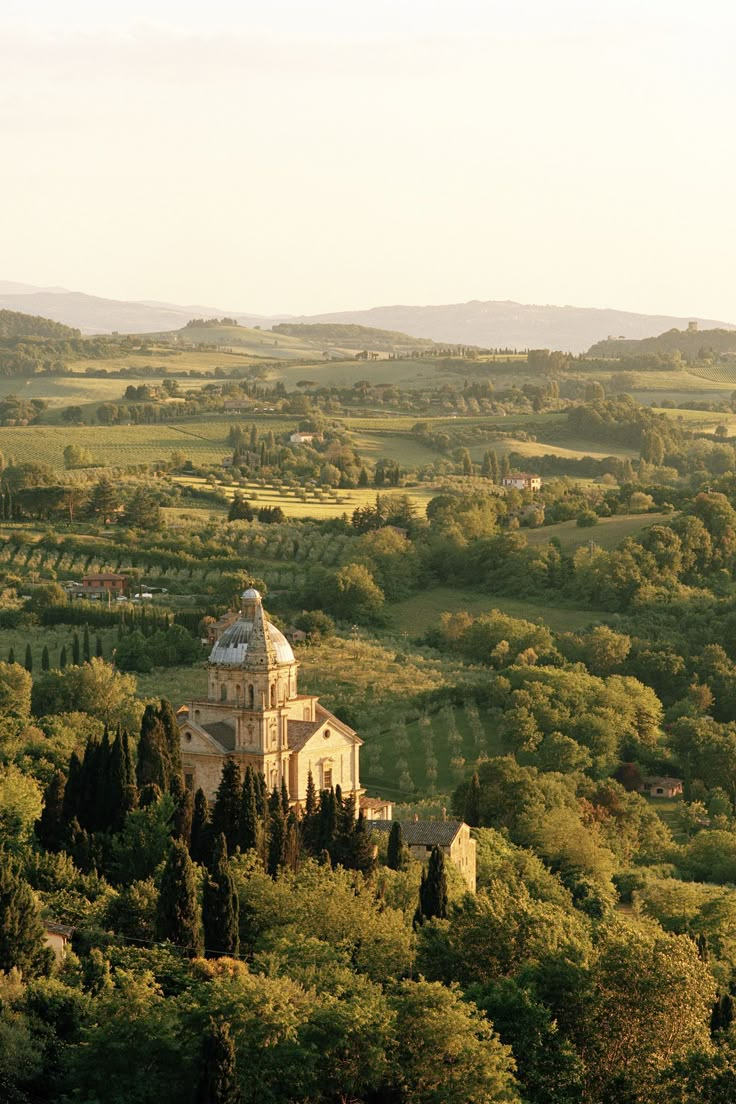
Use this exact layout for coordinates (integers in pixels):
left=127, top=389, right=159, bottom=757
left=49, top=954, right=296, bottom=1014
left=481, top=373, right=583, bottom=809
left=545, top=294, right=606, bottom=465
left=220, top=684, right=228, bottom=701
left=184, top=772, right=194, bottom=791
left=323, top=729, right=330, bottom=740
left=323, top=767, right=333, bottom=789
left=235, top=684, right=241, bottom=702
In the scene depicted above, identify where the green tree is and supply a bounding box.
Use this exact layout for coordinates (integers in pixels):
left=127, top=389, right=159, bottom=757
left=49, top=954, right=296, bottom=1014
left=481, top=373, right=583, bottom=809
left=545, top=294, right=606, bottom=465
left=0, top=855, right=53, bottom=977
left=191, top=788, right=212, bottom=865
left=137, top=704, right=170, bottom=792
left=387, top=821, right=405, bottom=871
left=212, top=760, right=242, bottom=854
left=24, top=644, right=32, bottom=673
left=240, top=768, right=259, bottom=852
left=197, top=1018, right=241, bottom=1104
left=35, top=770, right=66, bottom=851
left=203, top=834, right=240, bottom=958
left=155, top=838, right=203, bottom=957
left=415, top=846, right=448, bottom=926
left=41, top=644, right=50, bottom=671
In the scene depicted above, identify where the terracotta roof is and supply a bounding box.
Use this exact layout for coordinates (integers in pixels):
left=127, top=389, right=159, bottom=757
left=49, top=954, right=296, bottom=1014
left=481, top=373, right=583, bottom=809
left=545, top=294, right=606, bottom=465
left=370, top=819, right=465, bottom=846
left=83, top=573, right=128, bottom=581
left=202, top=721, right=236, bottom=751
left=287, top=720, right=323, bottom=751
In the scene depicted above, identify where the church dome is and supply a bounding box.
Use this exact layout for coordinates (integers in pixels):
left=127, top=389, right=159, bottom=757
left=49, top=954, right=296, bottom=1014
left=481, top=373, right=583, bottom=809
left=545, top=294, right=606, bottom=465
left=208, top=605, right=295, bottom=666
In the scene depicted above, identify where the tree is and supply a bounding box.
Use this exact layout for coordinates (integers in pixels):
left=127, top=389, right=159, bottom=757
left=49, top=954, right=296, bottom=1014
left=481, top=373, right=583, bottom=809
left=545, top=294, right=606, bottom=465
left=41, top=644, right=50, bottom=672
left=191, top=788, right=212, bottom=865
left=36, top=770, right=66, bottom=851
left=414, top=846, right=448, bottom=926
left=325, top=563, right=385, bottom=623
left=0, top=854, right=53, bottom=977
left=127, top=486, right=162, bottom=531
left=83, top=624, right=91, bottom=663
left=90, top=475, right=118, bottom=522
left=24, top=644, right=32, bottom=673
left=155, top=838, right=203, bottom=957
left=197, top=1019, right=241, bottom=1104
left=228, top=493, right=254, bottom=522
left=137, top=704, right=170, bottom=792
left=212, top=760, right=242, bottom=854
left=240, top=768, right=258, bottom=852
left=267, top=799, right=286, bottom=877
left=72, top=633, right=80, bottom=665
left=203, top=834, right=240, bottom=958
left=387, top=821, right=405, bottom=871
left=59, top=644, right=67, bottom=668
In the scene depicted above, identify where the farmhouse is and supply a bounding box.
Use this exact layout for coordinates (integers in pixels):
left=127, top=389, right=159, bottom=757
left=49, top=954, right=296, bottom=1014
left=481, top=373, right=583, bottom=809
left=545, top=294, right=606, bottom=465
left=502, top=473, right=542, bottom=492
left=80, top=572, right=128, bottom=598
left=180, top=589, right=364, bottom=810
left=290, top=431, right=319, bottom=444
left=638, top=776, right=683, bottom=799
left=371, top=819, right=477, bottom=891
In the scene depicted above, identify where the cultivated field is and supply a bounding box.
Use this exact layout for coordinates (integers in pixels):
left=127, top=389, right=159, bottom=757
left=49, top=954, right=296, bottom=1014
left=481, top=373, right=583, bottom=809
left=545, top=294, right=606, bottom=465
left=388, top=587, right=608, bottom=635
left=525, top=512, right=661, bottom=551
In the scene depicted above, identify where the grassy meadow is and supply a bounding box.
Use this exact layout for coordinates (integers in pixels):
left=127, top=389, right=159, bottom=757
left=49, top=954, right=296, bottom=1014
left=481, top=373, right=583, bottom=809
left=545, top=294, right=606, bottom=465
left=388, top=587, right=608, bottom=635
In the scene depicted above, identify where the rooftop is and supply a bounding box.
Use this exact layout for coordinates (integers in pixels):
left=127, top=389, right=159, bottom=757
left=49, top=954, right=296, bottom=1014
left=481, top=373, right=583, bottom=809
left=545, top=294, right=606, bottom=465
left=370, top=819, right=465, bottom=847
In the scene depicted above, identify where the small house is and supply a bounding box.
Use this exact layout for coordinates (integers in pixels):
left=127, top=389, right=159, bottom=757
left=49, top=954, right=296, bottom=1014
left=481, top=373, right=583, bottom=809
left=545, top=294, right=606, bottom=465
left=638, top=776, right=683, bottom=799
left=44, top=921, right=74, bottom=963
left=371, top=819, right=476, bottom=891
left=502, top=473, right=542, bottom=492
left=290, top=432, right=317, bottom=445
left=359, top=796, right=394, bottom=822
left=80, top=572, right=128, bottom=599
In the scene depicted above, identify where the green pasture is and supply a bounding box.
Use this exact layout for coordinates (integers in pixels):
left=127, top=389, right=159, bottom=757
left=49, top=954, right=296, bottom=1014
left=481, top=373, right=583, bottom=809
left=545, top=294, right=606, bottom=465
left=349, top=431, right=442, bottom=468
left=0, top=423, right=228, bottom=471
left=525, top=512, right=660, bottom=552
left=388, top=587, right=608, bottom=636
left=173, top=474, right=436, bottom=519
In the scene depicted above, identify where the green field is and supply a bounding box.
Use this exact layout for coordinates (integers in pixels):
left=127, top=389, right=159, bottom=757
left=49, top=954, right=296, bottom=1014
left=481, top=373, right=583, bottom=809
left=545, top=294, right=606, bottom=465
left=388, top=587, right=608, bottom=635
left=525, top=512, right=661, bottom=551
left=0, top=422, right=229, bottom=470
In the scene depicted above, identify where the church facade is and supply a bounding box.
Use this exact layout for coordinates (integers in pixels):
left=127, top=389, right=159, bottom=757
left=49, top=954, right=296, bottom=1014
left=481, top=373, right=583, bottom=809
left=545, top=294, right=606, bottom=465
left=178, top=589, right=363, bottom=808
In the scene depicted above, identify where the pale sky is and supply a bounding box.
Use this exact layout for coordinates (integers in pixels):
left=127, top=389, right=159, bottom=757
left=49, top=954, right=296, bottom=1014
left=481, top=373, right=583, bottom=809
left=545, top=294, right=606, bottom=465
left=2, top=0, right=736, bottom=318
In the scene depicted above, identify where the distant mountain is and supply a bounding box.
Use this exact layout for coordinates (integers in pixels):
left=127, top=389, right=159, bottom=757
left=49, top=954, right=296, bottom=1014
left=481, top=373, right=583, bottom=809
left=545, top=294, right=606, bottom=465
left=297, top=302, right=736, bottom=355
left=2, top=282, right=734, bottom=352
left=271, top=322, right=437, bottom=350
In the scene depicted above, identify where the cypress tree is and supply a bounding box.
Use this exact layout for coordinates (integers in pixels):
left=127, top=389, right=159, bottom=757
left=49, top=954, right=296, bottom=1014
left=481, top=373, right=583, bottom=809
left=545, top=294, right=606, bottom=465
left=239, top=768, right=258, bottom=851
left=197, top=1018, right=241, bottom=1104
left=191, top=788, right=212, bottom=865
left=62, top=750, right=83, bottom=827
left=78, top=735, right=102, bottom=832
left=0, top=856, right=53, bottom=977
left=464, top=771, right=482, bottom=827
left=387, top=821, right=404, bottom=871
left=136, top=705, right=170, bottom=792
left=173, top=787, right=194, bottom=848
left=59, top=644, right=67, bottom=669
left=95, top=635, right=103, bottom=658
left=280, top=776, right=289, bottom=816
left=305, top=769, right=317, bottom=817
left=490, top=449, right=499, bottom=483
left=212, top=760, right=242, bottom=854
left=7, top=646, right=14, bottom=664
left=156, top=839, right=203, bottom=957
left=72, top=633, right=80, bottom=666
left=41, top=645, right=50, bottom=672
left=24, top=644, right=33, bottom=673
left=346, top=812, right=376, bottom=875
left=36, top=771, right=66, bottom=852
left=203, top=834, right=240, bottom=958
left=317, top=789, right=337, bottom=851
left=83, top=624, right=91, bottom=663
left=92, top=727, right=113, bottom=832
left=414, top=846, right=448, bottom=927
left=158, top=698, right=183, bottom=782
left=267, top=802, right=286, bottom=877
left=254, top=772, right=267, bottom=817
left=108, top=729, right=136, bottom=832
left=283, top=812, right=300, bottom=873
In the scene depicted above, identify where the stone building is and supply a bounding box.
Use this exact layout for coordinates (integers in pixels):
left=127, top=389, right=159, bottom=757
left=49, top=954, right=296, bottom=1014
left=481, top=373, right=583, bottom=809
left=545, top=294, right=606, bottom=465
left=179, top=589, right=363, bottom=808
left=371, top=819, right=477, bottom=891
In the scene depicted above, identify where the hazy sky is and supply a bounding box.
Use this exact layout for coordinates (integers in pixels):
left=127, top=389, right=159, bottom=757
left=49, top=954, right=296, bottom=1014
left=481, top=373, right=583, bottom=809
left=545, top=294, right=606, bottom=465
left=2, top=0, right=736, bottom=317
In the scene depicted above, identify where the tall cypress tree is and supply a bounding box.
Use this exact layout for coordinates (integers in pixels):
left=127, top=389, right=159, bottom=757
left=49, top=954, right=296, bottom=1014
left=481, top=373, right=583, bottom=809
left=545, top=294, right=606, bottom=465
left=92, top=727, right=113, bottom=832
left=158, top=698, right=183, bottom=783
left=62, top=750, right=82, bottom=827
left=414, top=846, right=448, bottom=927
left=41, top=645, right=50, bottom=672
left=317, top=789, right=337, bottom=852
left=280, top=776, right=289, bottom=816
left=173, top=787, right=194, bottom=848
left=0, top=856, right=53, bottom=977
left=197, top=1018, right=241, bottom=1104
left=156, top=839, right=203, bottom=958
left=346, top=811, right=376, bottom=875
left=78, top=735, right=102, bottom=832
left=24, top=644, right=33, bottom=673
left=267, top=802, right=286, bottom=878
left=387, top=821, right=404, bottom=871
left=203, top=833, right=239, bottom=959
left=239, top=768, right=258, bottom=852
left=83, top=625, right=91, bottom=663
left=464, top=771, right=481, bottom=827
left=212, top=760, right=242, bottom=854
left=95, top=635, right=103, bottom=658
left=59, top=644, right=67, bottom=669
left=36, top=771, right=66, bottom=852
left=136, top=705, right=170, bottom=792
left=191, top=788, right=212, bottom=865
left=305, top=769, right=317, bottom=817
left=72, top=633, right=81, bottom=666
left=7, top=646, right=14, bottom=665
left=108, top=729, right=137, bottom=832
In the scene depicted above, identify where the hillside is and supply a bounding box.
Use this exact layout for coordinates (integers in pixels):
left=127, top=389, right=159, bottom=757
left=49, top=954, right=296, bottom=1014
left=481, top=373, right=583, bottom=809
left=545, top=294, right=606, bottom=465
left=271, top=322, right=437, bottom=351
left=588, top=326, right=736, bottom=360
left=0, top=309, right=80, bottom=340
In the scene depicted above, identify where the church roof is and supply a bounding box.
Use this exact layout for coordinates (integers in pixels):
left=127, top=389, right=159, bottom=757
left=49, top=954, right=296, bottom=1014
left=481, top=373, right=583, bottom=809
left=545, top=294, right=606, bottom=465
left=370, top=820, right=465, bottom=846
left=287, top=720, right=323, bottom=751
left=202, top=721, right=236, bottom=751
left=208, top=590, right=295, bottom=667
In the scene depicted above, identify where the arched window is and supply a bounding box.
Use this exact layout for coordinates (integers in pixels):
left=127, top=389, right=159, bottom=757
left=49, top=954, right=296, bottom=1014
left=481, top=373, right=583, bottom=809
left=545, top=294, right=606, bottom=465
left=247, top=684, right=254, bottom=708
left=220, top=683, right=228, bottom=701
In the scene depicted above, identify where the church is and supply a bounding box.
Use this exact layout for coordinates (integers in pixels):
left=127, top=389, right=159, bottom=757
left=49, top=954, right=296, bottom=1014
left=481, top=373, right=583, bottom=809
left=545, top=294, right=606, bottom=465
left=178, top=588, right=364, bottom=810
